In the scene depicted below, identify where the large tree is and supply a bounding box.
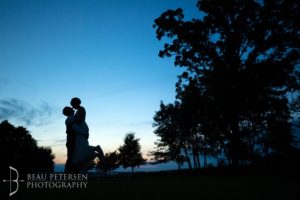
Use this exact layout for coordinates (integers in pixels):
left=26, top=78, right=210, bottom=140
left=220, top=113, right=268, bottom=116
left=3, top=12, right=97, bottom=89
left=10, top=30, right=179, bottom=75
left=154, top=0, right=300, bottom=167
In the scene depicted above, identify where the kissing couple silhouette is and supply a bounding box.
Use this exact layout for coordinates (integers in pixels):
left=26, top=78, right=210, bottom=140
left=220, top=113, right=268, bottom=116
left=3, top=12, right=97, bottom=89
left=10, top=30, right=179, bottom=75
left=62, top=97, right=107, bottom=173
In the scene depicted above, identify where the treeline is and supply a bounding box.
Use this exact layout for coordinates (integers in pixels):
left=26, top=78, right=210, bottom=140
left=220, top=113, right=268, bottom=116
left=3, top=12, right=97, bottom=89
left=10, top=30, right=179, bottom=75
left=0, top=119, right=146, bottom=174
left=0, top=120, right=55, bottom=176
left=150, top=0, right=300, bottom=169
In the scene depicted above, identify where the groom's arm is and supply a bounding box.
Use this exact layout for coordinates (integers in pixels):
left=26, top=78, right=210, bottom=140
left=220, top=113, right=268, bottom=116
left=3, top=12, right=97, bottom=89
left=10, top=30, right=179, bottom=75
left=65, top=118, right=75, bottom=135
left=66, top=125, right=72, bottom=134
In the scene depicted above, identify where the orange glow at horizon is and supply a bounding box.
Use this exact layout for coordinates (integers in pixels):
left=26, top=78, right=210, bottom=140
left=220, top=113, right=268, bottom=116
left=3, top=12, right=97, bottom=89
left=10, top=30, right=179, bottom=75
left=53, top=150, right=151, bottom=165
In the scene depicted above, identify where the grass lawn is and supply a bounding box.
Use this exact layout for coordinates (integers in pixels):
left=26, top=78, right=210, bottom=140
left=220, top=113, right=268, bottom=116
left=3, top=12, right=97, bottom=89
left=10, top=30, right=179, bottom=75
left=4, top=171, right=300, bottom=200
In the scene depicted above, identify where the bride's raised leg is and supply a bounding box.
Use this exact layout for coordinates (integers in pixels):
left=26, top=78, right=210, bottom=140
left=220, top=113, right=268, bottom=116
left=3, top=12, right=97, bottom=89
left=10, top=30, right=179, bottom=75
left=96, top=145, right=106, bottom=163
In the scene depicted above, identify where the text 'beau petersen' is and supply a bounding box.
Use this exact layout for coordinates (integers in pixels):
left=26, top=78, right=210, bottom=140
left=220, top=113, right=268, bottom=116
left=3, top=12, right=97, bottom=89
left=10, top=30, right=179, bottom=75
left=26, top=173, right=88, bottom=189
left=27, top=173, right=88, bottom=181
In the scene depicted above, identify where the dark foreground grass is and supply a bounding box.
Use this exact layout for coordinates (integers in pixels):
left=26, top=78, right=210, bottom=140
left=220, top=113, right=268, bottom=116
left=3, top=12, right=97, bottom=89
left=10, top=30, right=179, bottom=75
left=4, top=171, right=300, bottom=200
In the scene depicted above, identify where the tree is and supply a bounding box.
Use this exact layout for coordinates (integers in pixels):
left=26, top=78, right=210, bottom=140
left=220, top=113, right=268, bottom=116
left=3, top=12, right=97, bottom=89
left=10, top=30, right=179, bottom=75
left=152, top=101, right=192, bottom=169
left=154, top=0, right=300, bottom=168
left=0, top=120, right=55, bottom=177
left=152, top=81, right=225, bottom=169
left=118, top=132, right=146, bottom=172
left=98, top=151, right=120, bottom=172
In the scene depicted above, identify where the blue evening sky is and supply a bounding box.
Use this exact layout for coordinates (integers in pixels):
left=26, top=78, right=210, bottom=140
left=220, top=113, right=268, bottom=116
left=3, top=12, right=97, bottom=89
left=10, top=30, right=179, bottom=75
left=0, top=0, right=199, bottom=163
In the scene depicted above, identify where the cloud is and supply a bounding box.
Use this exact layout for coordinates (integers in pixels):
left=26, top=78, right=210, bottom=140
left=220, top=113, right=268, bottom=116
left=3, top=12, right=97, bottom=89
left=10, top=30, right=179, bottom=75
left=36, top=138, right=66, bottom=148
left=47, top=138, right=66, bottom=147
left=0, top=98, right=54, bottom=126
left=96, top=120, right=153, bottom=128
left=53, top=139, right=66, bottom=144
left=123, top=120, right=153, bottom=127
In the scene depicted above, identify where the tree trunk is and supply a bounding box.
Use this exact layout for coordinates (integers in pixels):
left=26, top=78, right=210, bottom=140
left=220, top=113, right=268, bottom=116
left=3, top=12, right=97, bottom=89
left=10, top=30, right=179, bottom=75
left=246, top=120, right=256, bottom=165
left=192, top=149, right=198, bottom=169
left=231, top=120, right=240, bottom=169
left=183, top=145, right=192, bottom=170
left=194, top=135, right=201, bottom=169
left=203, top=148, right=207, bottom=168
left=177, top=161, right=181, bottom=170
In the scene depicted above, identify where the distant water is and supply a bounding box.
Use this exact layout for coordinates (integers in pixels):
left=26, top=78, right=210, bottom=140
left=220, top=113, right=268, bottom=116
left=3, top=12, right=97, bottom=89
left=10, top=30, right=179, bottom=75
left=115, top=161, right=189, bottom=172
left=54, top=164, right=65, bottom=172
left=54, top=161, right=187, bottom=173
left=54, top=158, right=217, bottom=173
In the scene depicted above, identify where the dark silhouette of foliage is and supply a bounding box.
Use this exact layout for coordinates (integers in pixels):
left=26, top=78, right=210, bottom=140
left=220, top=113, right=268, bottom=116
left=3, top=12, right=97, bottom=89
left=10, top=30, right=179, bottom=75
left=118, top=132, right=146, bottom=172
left=0, top=120, right=55, bottom=176
left=153, top=0, right=300, bottom=168
left=152, top=101, right=193, bottom=169
left=97, top=151, right=120, bottom=172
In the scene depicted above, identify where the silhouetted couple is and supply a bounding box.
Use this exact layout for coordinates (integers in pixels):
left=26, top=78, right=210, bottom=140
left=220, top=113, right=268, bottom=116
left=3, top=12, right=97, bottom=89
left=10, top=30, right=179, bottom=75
left=63, top=97, right=106, bottom=173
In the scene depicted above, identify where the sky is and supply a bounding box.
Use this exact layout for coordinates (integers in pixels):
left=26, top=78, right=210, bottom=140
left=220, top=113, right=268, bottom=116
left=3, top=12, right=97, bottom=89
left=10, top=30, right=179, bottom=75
left=0, top=0, right=200, bottom=164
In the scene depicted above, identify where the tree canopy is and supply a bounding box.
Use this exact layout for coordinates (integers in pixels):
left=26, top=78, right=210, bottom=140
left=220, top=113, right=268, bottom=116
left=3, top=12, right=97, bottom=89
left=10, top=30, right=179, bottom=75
left=118, top=132, right=145, bottom=172
left=152, top=0, right=300, bottom=168
left=0, top=120, right=55, bottom=176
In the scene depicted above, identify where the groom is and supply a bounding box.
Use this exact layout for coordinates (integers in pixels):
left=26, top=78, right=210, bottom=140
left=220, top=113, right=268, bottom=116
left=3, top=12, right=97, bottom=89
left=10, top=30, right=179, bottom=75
left=63, top=107, right=77, bottom=173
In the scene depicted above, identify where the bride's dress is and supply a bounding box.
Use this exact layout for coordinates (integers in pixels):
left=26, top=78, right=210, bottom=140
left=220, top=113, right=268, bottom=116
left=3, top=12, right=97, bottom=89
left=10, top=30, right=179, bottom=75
left=72, top=132, right=94, bottom=164
left=68, top=117, right=94, bottom=165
